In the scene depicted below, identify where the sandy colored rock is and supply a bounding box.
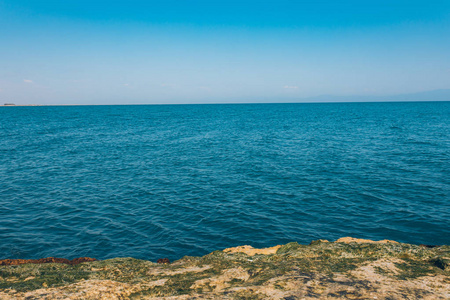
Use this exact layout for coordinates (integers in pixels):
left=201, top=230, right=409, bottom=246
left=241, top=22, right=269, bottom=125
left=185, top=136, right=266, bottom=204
left=223, top=244, right=281, bottom=256
left=335, top=236, right=399, bottom=244
left=164, top=265, right=211, bottom=275
left=190, top=267, right=250, bottom=292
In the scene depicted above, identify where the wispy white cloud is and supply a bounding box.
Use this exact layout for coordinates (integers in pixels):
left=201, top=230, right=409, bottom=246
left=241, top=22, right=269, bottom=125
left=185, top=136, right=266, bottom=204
left=283, top=85, right=298, bottom=89
left=24, top=79, right=33, bottom=83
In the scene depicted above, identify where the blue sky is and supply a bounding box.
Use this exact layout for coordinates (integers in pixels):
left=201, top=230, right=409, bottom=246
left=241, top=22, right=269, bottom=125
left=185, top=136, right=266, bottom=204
left=0, top=0, right=449, bottom=104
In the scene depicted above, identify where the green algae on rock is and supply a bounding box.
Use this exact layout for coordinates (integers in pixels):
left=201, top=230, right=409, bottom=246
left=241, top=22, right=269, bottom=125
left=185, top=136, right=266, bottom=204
left=1, top=238, right=449, bottom=299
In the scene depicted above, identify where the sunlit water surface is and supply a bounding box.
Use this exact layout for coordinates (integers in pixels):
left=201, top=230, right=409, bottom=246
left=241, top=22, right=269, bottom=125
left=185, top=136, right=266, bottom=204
left=1, top=102, right=449, bottom=260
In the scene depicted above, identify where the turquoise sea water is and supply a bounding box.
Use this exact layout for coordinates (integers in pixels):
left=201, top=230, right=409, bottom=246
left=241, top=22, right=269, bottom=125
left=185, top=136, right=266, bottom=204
left=0, top=102, right=449, bottom=260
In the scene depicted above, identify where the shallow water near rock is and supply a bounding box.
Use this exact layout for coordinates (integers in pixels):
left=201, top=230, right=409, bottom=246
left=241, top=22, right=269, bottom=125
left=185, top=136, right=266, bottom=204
left=0, top=102, right=449, bottom=260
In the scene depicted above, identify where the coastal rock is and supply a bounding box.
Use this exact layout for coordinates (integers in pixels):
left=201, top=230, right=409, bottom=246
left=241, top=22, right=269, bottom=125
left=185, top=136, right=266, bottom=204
left=190, top=267, right=250, bottom=292
left=335, top=237, right=399, bottom=244
left=0, top=238, right=449, bottom=299
left=223, top=245, right=281, bottom=256
left=157, top=258, right=171, bottom=264
left=0, top=257, right=97, bottom=266
left=309, top=239, right=330, bottom=245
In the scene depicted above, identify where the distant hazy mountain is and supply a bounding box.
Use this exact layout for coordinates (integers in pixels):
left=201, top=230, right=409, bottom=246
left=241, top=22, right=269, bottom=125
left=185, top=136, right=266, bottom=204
left=297, top=89, right=450, bottom=103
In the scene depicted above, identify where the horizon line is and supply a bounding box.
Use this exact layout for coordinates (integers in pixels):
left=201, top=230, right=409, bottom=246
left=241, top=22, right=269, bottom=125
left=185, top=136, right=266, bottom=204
left=2, top=99, right=450, bottom=107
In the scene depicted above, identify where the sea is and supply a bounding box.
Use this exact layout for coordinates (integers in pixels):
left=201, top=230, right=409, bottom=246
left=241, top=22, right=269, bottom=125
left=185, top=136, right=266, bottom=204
left=0, top=102, right=449, bottom=261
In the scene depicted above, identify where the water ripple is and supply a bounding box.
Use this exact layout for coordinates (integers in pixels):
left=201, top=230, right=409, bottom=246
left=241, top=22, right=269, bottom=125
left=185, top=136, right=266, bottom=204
left=0, top=102, right=449, bottom=260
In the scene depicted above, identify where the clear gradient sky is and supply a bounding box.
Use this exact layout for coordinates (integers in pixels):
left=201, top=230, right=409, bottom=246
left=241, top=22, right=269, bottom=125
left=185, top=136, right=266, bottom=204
left=1, top=0, right=449, bottom=104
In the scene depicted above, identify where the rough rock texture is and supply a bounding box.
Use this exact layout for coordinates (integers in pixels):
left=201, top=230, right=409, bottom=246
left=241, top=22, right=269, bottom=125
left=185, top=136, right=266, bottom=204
left=1, top=237, right=449, bottom=299
left=0, top=257, right=97, bottom=266
left=223, top=245, right=282, bottom=256
left=334, top=237, right=398, bottom=244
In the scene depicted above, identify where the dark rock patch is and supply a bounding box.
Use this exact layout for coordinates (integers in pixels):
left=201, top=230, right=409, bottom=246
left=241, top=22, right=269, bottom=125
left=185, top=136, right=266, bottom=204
left=419, top=244, right=440, bottom=248
left=0, top=257, right=97, bottom=266
left=157, top=258, right=171, bottom=264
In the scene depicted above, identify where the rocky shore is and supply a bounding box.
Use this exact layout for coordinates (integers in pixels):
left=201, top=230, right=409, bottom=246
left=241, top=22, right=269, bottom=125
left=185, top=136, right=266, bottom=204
left=1, top=237, right=449, bottom=299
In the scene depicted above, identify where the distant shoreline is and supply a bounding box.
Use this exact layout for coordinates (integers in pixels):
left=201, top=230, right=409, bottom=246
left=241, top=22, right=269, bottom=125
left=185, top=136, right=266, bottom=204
left=1, top=100, right=450, bottom=107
